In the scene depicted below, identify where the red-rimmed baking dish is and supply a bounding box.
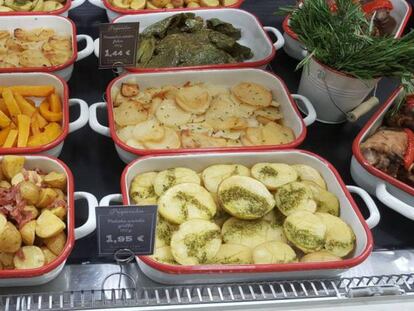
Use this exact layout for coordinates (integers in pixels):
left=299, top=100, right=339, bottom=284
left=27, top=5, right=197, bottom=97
left=0, top=72, right=89, bottom=157
left=0, top=0, right=85, bottom=17
left=89, top=0, right=244, bottom=22
left=92, top=8, right=285, bottom=73
left=0, top=15, right=94, bottom=81
left=282, top=0, right=412, bottom=60
left=351, top=86, right=414, bottom=220
left=89, top=68, right=317, bottom=163
left=0, top=155, right=97, bottom=286
left=100, top=150, right=380, bottom=284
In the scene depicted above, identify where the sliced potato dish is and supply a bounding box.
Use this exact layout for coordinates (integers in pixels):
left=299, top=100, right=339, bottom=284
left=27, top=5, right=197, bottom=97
left=113, top=81, right=295, bottom=150
left=0, top=155, right=68, bottom=270
left=130, top=160, right=355, bottom=266
left=109, top=0, right=238, bottom=10
left=0, top=0, right=66, bottom=12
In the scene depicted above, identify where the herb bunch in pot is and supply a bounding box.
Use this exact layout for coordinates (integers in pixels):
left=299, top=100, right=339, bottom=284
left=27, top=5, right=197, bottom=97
left=281, top=0, right=414, bottom=124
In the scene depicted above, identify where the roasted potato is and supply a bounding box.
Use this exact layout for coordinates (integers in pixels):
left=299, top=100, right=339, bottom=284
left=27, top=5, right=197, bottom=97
left=43, top=231, right=66, bottom=255
left=36, top=210, right=66, bottom=239
left=0, top=252, right=14, bottom=269
left=37, top=188, right=58, bottom=208
left=19, top=181, right=40, bottom=205
left=1, top=155, right=25, bottom=180
left=13, top=246, right=45, bottom=269
left=43, top=172, right=67, bottom=189
left=41, top=246, right=57, bottom=265
left=0, top=222, right=22, bottom=253
left=50, top=206, right=67, bottom=220
left=20, top=220, right=36, bottom=246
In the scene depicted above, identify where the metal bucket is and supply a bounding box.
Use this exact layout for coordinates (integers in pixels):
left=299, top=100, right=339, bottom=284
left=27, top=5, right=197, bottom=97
left=297, top=58, right=379, bottom=124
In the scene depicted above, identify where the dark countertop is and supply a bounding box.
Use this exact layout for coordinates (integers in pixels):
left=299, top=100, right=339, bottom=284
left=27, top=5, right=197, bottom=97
left=64, top=0, right=414, bottom=264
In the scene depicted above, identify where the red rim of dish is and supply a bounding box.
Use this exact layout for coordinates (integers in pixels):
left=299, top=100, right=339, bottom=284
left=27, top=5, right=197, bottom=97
left=105, top=68, right=307, bottom=156
left=0, top=15, right=78, bottom=73
left=0, top=155, right=75, bottom=278
left=119, top=149, right=373, bottom=274
left=0, top=0, right=71, bottom=15
left=103, top=0, right=244, bottom=14
left=282, top=0, right=412, bottom=41
left=0, top=73, right=70, bottom=155
left=352, top=86, right=414, bottom=196
left=111, top=8, right=277, bottom=73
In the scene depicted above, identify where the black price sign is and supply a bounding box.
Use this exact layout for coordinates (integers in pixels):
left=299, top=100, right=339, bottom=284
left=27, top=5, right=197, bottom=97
left=98, top=22, right=140, bottom=69
left=96, top=205, right=157, bottom=256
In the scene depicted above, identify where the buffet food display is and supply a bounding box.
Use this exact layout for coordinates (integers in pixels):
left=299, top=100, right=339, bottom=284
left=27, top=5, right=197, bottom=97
left=1, top=0, right=414, bottom=307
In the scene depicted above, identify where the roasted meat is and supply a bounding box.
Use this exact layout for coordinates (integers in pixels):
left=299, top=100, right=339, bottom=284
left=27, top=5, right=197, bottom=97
left=361, top=127, right=414, bottom=187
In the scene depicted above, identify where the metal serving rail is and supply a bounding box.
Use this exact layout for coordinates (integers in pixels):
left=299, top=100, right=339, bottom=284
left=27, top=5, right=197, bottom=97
left=2, top=249, right=414, bottom=310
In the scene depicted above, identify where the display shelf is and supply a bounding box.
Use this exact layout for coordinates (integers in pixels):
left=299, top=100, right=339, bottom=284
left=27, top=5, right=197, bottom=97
left=1, top=0, right=414, bottom=310
left=2, top=249, right=414, bottom=310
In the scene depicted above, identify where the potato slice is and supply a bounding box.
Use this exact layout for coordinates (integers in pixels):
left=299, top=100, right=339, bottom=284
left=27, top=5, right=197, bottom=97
left=36, top=210, right=66, bottom=238
left=180, top=131, right=227, bottom=149
left=291, top=164, right=326, bottom=189
left=133, top=118, right=165, bottom=142
left=262, top=122, right=295, bottom=145
left=121, top=83, right=139, bottom=97
left=222, top=0, right=240, bottom=6
left=231, top=82, right=272, bottom=107
left=300, top=251, right=342, bottom=263
left=187, top=1, right=200, bottom=6
left=113, top=101, right=148, bottom=127
left=44, top=231, right=66, bottom=256
left=14, top=246, right=45, bottom=269
left=151, top=246, right=177, bottom=264
left=20, top=220, right=36, bottom=245
left=43, top=172, right=67, bottom=189
left=130, top=0, right=146, bottom=9
left=253, top=241, right=297, bottom=264
left=37, top=188, right=58, bottom=208
left=303, top=181, right=340, bottom=216
left=222, top=217, right=271, bottom=249
left=218, top=176, right=275, bottom=219
left=200, top=0, right=219, bottom=6
left=274, top=182, right=317, bottom=216
left=176, top=85, right=211, bottom=114
left=155, top=99, right=192, bottom=127
left=159, top=183, right=217, bottom=224
left=170, top=219, right=221, bottom=265
left=254, top=107, right=282, bottom=121
left=154, top=167, right=200, bottom=196
left=251, top=163, right=298, bottom=190
left=213, top=243, right=252, bottom=264
left=0, top=222, right=22, bottom=253
left=116, top=125, right=135, bottom=143
left=243, top=127, right=263, bottom=145
left=143, top=127, right=181, bottom=150
left=155, top=215, right=178, bottom=248
left=284, top=211, right=326, bottom=253
left=1, top=155, right=25, bottom=180
left=202, top=164, right=250, bottom=193
left=41, top=246, right=57, bottom=264
left=130, top=172, right=158, bottom=205
left=315, top=213, right=355, bottom=258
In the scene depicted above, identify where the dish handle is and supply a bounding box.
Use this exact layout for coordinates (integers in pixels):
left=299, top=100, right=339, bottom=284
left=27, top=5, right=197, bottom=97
left=100, top=193, right=123, bottom=206
left=89, top=102, right=111, bottom=137
left=70, top=0, right=86, bottom=10
left=74, top=192, right=98, bottom=240
left=347, top=185, right=380, bottom=229
left=76, top=35, right=94, bottom=62
left=68, top=98, right=89, bottom=133
left=376, top=183, right=414, bottom=220
left=263, top=26, right=285, bottom=50
left=94, top=38, right=100, bottom=58
left=291, top=94, right=317, bottom=126
left=88, top=0, right=106, bottom=9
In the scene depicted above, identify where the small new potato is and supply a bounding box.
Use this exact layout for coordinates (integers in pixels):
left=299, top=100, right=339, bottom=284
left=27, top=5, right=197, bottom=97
left=43, top=231, right=66, bottom=255
left=41, top=246, right=57, bottom=265
left=151, top=0, right=169, bottom=7
left=13, top=246, right=45, bottom=269
left=19, top=181, right=40, bottom=205
left=2, top=155, right=25, bottom=180
left=20, top=220, right=36, bottom=246
left=0, top=222, right=22, bottom=253
left=0, top=213, right=6, bottom=237
left=253, top=241, right=297, bottom=264
left=0, top=252, right=13, bottom=269
left=36, top=210, right=66, bottom=239
left=43, top=172, right=67, bottom=189
left=50, top=206, right=67, bottom=220
left=23, top=205, right=39, bottom=219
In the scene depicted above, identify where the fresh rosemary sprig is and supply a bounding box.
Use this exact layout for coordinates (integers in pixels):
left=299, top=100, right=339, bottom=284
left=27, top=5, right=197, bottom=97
left=285, top=0, right=414, bottom=80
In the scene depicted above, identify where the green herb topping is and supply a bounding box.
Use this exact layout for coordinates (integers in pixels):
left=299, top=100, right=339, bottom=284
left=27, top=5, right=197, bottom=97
left=220, top=186, right=270, bottom=216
